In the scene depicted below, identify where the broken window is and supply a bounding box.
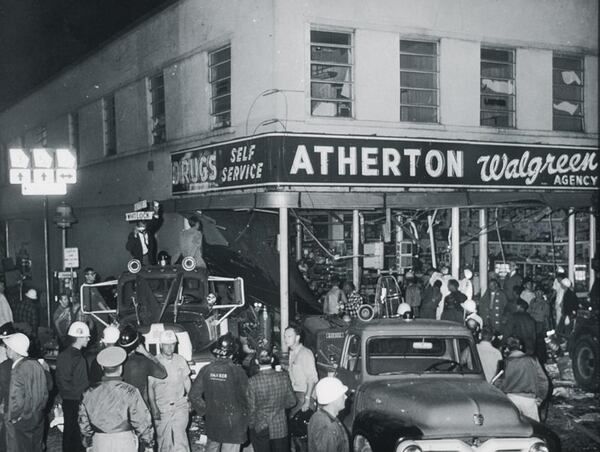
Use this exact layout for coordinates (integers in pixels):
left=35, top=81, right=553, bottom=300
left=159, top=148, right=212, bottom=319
left=480, top=47, right=515, bottom=127
left=310, top=29, right=353, bottom=118
left=553, top=54, right=584, bottom=132
left=209, top=45, right=231, bottom=129
left=400, top=39, right=439, bottom=123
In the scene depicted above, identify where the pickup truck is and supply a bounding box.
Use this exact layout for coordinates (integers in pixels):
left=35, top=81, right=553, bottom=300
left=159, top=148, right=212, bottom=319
left=304, top=316, right=560, bottom=452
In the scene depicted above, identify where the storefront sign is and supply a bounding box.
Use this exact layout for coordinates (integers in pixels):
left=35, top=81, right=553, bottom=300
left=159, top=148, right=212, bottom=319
left=171, top=133, right=598, bottom=194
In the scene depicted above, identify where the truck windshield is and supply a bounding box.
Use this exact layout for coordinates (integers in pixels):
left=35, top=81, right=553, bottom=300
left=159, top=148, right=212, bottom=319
left=366, top=336, right=481, bottom=375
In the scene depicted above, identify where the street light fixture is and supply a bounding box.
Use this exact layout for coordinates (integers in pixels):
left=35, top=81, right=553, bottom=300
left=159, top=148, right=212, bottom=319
left=53, top=202, right=77, bottom=270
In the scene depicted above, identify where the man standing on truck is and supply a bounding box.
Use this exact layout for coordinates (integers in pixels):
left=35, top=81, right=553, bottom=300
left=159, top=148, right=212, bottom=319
left=307, top=377, right=349, bottom=452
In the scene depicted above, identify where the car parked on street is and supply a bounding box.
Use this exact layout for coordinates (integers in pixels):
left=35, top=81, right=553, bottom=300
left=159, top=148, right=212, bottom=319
left=569, top=305, right=600, bottom=392
left=304, top=317, right=560, bottom=452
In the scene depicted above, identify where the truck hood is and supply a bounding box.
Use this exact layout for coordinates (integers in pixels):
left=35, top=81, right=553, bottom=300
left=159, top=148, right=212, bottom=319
left=357, top=377, right=533, bottom=438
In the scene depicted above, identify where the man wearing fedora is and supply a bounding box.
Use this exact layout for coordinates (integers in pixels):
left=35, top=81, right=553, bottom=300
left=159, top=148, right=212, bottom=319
left=12, top=289, right=39, bottom=340
left=3, top=333, right=51, bottom=452
left=79, top=346, right=154, bottom=452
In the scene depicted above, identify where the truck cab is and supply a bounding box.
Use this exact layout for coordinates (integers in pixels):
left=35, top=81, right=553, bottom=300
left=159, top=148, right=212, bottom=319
left=304, top=316, right=560, bottom=452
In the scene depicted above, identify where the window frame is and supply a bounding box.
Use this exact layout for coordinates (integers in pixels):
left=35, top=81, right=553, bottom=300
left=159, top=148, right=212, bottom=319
left=148, top=71, right=166, bottom=144
left=552, top=53, right=584, bottom=132
left=399, top=38, right=440, bottom=123
left=310, top=28, right=354, bottom=118
left=480, top=46, right=516, bottom=128
left=208, top=45, right=232, bottom=130
left=102, top=95, right=117, bottom=156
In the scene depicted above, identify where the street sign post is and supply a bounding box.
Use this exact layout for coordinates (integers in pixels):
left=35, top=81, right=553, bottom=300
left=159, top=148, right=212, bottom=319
left=63, top=247, right=79, bottom=269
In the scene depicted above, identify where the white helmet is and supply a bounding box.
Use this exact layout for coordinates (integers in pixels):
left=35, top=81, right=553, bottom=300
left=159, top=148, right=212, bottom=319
left=397, top=302, right=412, bottom=316
left=3, top=333, right=30, bottom=356
left=101, top=326, right=120, bottom=345
left=68, top=321, right=90, bottom=338
left=315, top=377, right=348, bottom=405
left=461, top=299, right=477, bottom=314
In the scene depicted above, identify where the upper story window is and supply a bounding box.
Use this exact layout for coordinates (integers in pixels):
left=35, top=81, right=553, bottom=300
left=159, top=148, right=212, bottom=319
left=553, top=54, right=584, bottom=132
left=209, top=46, right=231, bottom=129
left=400, top=40, right=439, bottom=123
left=149, top=72, right=166, bottom=144
left=480, top=47, right=515, bottom=127
left=310, top=29, right=353, bottom=118
left=36, top=125, right=48, bottom=147
left=103, top=95, right=117, bottom=156
left=68, top=112, right=79, bottom=154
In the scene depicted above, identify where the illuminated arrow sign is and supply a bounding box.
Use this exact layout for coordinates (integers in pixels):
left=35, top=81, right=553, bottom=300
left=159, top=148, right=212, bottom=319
left=9, top=169, right=32, bottom=184
left=33, top=169, right=55, bottom=184
left=55, top=148, right=77, bottom=169
left=9, top=148, right=30, bottom=168
left=56, top=169, right=77, bottom=184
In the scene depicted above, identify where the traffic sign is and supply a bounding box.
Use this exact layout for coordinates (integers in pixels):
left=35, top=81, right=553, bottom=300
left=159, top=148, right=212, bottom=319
left=22, top=182, right=67, bottom=195
left=63, top=247, right=80, bottom=268
left=9, top=169, right=32, bottom=184
left=56, top=169, right=77, bottom=183
left=126, top=211, right=155, bottom=221
left=33, top=169, right=55, bottom=184
left=134, top=200, right=149, bottom=211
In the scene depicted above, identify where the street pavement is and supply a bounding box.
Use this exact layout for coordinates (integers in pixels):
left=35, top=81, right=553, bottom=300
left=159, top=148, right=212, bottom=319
left=45, top=357, right=599, bottom=452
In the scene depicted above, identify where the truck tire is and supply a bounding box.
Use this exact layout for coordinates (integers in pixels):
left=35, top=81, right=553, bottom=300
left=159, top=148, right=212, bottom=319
left=572, top=334, right=600, bottom=392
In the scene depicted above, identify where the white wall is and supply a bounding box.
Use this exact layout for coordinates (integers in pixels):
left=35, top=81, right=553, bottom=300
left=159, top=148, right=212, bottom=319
left=516, top=49, right=553, bottom=131
left=440, top=38, right=480, bottom=127
left=585, top=55, right=598, bottom=134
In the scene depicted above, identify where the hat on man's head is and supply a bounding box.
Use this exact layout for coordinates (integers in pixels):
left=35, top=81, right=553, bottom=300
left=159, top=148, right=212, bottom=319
left=3, top=333, right=29, bottom=356
left=25, top=289, right=37, bottom=300
left=560, top=278, right=572, bottom=288
left=315, top=377, right=348, bottom=405
left=0, top=322, right=15, bottom=338
left=97, top=346, right=127, bottom=368
left=68, top=321, right=90, bottom=338
left=101, top=326, right=120, bottom=345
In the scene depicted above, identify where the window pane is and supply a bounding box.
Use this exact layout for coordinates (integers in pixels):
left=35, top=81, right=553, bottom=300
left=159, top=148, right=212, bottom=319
left=400, top=54, right=437, bottom=71
left=212, top=79, right=230, bottom=98
left=481, top=62, right=513, bottom=79
left=212, top=96, right=231, bottom=114
left=481, top=111, right=513, bottom=127
left=481, top=95, right=514, bottom=111
left=553, top=69, right=583, bottom=88
left=401, top=106, right=437, bottom=123
left=400, top=71, right=437, bottom=89
left=553, top=84, right=583, bottom=102
left=553, top=116, right=583, bottom=132
left=311, top=65, right=351, bottom=82
left=401, top=89, right=437, bottom=106
left=311, top=100, right=352, bottom=117
left=400, top=40, right=436, bottom=55
left=210, top=47, right=231, bottom=65
left=553, top=56, right=583, bottom=71
left=311, top=82, right=352, bottom=100
left=482, top=48, right=513, bottom=63
left=211, top=63, right=231, bottom=82
left=310, top=30, right=351, bottom=46
left=213, top=112, right=231, bottom=129
left=311, top=46, right=351, bottom=64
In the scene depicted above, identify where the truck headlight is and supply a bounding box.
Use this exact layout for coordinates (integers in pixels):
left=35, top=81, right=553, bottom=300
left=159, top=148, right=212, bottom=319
left=353, top=434, right=372, bottom=452
left=529, top=442, right=549, bottom=452
left=400, top=444, right=422, bottom=452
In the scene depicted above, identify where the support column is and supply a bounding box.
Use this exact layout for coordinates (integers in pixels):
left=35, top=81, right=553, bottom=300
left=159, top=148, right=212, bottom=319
left=451, top=207, right=460, bottom=278
left=43, top=197, right=51, bottom=328
left=590, top=208, right=596, bottom=290
left=353, top=210, right=360, bottom=289
left=62, top=228, right=67, bottom=271
left=479, top=208, right=488, bottom=296
left=568, top=208, right=576, bottom=283
left=279, top=207, right=289, bottom=352
left=295, top=219, right=302, bottom=262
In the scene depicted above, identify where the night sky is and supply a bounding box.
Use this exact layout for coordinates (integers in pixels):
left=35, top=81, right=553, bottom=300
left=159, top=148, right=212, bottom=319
left=0, top=0, right=175, bottom=112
